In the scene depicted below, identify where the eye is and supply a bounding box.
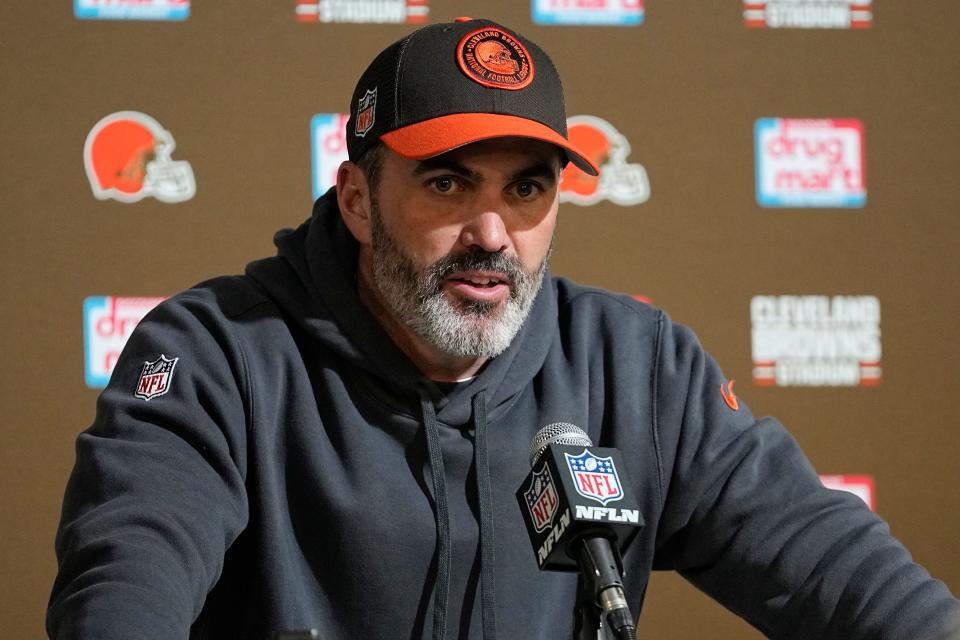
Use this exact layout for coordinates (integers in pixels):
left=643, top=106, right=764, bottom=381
left=511, top=180, right=542, bottom=199
left=427, top=176, right=460, bottom=195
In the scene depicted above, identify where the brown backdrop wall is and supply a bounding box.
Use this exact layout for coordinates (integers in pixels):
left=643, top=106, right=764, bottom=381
left=2, top=2, right=957, bottom=637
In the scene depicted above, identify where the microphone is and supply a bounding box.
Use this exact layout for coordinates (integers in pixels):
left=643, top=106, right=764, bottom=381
left=516, top=423, right=643, bottom=640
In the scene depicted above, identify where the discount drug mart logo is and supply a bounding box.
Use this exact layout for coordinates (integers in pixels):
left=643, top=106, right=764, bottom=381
left=743, top=1, right=872, bottom=29
left=751, top=295, right=881, bottom=387
left=74, top=0, right=189, bottom=20
left=311, top=113, right=349, bottom=200
left=532, top=0, right=644, bottom=26
left=296, top=0, right=428, bottom=23
left=84, top=296, right=165, bottom=387
left=755, top=118, right=865, bottom=208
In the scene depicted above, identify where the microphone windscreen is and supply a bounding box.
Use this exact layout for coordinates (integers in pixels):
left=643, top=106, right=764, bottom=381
left=528, top=422, right=592, bottom=467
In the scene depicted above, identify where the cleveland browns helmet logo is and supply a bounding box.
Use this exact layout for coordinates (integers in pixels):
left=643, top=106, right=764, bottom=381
left=560, top=115, right=650, bottom=207
left=457, top=27, right=533, bottom=90
left=83, top=111, right=196, bottom=204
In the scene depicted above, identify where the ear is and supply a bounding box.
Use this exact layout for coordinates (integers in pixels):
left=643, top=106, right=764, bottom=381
left=336, top=160, right=372, bottom=246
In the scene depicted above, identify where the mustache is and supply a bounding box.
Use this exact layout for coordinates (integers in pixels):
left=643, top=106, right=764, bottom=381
left=421, top=250, right=527, bottom=294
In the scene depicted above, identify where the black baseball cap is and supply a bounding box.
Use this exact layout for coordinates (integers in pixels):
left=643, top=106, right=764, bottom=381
left=345, top=17, right=599, bottom=176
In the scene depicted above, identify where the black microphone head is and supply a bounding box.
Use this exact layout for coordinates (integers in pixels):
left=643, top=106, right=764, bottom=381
left=528, top=422, right=593, bottom=467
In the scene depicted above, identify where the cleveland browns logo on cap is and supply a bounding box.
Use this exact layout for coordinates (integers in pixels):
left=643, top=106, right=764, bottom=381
left=457, top=27, right=533, bottom=90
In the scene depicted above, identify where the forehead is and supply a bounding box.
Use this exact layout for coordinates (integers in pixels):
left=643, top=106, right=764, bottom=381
left=390, top=137, right=564, bottom=176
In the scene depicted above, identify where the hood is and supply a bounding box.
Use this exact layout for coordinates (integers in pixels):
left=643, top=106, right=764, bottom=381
left=244, top=188, right=558, bottom=428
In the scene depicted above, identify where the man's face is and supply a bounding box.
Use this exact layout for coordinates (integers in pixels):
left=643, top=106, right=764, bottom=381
left=363, top=137, right=562, bottom=358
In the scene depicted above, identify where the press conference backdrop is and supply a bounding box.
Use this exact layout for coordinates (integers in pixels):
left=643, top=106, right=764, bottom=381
left=2, top=2, right=958, bottom=637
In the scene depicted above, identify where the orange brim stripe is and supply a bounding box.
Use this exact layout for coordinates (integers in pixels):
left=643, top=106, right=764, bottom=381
left=380, top=113, right=600, bottom=176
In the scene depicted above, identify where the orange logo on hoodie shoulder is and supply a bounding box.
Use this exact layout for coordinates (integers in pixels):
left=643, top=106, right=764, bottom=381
left=720, top=380, right=739, bottom=411
left=457, top=27, right=533, bottom=90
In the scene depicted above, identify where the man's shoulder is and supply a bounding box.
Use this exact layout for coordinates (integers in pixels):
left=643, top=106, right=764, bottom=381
left=551, top=276, right=661, bottom=327
left=154, top=274, right=278, bottom=325
left=548, top=277, right=706, bottom=358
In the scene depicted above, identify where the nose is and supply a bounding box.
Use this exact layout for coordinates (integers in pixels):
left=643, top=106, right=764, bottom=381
left=460, top=209, right=509, bottom=254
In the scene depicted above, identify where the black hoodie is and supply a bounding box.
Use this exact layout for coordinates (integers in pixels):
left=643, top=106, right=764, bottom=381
left=49, top=192, right=960, bottom=639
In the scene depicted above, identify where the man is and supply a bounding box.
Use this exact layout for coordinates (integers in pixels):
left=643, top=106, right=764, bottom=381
left=48, top=17, right=960, bottom=640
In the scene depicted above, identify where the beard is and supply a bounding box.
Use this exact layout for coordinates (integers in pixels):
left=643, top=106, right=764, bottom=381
left=368, top=199, right=550, bottom=358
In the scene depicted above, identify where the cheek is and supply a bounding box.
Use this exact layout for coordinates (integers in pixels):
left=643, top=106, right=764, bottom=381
left=375, top=191, right=450, bottom=262
left=514, top=210, right=557, bottom=270
left=389, top=219, right=462, bottom=265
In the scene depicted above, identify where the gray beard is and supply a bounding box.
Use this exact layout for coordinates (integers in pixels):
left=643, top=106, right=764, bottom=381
left=368, top=199, right=549, bottom=358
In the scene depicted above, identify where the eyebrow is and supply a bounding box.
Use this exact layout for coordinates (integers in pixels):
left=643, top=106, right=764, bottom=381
left=511, top=162, right=560, bottom=184
left=411, top=158, right=560, bottom=184
left=412, top=158, right=475, bottom=179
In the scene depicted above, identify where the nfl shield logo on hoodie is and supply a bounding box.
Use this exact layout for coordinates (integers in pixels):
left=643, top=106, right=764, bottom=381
left=565, top=450, right=623, bottom=506
left=135, top=354, right=179, bottom=400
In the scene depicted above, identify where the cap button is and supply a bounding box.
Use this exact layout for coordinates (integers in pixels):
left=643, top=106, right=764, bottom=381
left=454, top=16, right=473, bottom=22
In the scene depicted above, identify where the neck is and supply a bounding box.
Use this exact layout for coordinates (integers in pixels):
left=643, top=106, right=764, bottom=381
left=356, top=258, right=489, bottom=383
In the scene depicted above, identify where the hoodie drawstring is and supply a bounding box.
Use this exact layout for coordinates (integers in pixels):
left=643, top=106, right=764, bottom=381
left=420, top=391, right=498, bottom=640
left=472, top=392, right=498, bottom=640
left=421, top=397, right=451, bottom=640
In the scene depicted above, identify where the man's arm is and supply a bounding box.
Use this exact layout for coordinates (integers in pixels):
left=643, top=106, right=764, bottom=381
left=650, top=314, right=960, bottom=640
left=47, top=295, right=250, bottom=639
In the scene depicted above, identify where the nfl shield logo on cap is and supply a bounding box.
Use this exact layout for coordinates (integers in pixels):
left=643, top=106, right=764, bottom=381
left=354, top=88, right=377, bottom=138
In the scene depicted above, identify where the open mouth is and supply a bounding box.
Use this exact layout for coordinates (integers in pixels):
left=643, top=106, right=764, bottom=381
left=445, top=271, right=512, bottom=301
left=449, top=275, right=507, bottom=288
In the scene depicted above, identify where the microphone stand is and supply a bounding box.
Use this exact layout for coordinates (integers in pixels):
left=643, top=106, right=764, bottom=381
left=572, top=536, right=637, bottom=640
left=574, top=588, right=616, bottom=640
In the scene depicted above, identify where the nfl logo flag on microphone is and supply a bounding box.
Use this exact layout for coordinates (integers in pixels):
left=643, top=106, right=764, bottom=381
left=518, top=443, right=642, bottom=570
left=524, top=466, right=560, bottom=533
left=565, top=450, right=624, bottom=506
